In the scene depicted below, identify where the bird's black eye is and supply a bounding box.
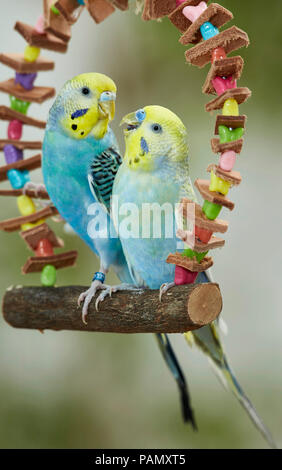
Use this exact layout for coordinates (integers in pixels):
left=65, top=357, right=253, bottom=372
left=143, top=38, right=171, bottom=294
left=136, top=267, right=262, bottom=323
left=151, top=123, right=162, bottom=133
left=82, top=87, right=90, bottom=95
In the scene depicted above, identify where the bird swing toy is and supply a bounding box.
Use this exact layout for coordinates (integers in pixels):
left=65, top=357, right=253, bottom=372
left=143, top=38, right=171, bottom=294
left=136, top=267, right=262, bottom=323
left=0, top=0, right=277, bottom=448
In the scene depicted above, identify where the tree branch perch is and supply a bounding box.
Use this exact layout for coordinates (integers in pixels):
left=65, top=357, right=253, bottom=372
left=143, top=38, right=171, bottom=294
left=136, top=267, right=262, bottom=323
left=2, top=284, right=222, bottom=334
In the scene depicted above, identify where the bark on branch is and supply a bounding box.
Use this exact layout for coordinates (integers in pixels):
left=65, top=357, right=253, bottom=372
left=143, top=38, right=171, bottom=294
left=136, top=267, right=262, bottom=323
left=2, top=284, right=222, bottom=334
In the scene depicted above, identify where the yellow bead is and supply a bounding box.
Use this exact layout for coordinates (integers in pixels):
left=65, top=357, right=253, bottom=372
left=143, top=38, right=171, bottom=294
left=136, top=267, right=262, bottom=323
left=17, top=195, right=36, bottom=216
left=209, top=171, right=231, bottom=196
left=24, top=45, right=41, bottom=63
left=21, top=219, right=45, bottom=232
left=222, top=98, right=239, bottom=116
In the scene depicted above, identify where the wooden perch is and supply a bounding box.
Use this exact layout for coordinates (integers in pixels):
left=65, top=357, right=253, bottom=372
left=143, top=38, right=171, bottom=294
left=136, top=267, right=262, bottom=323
left=2, top=283, right=222, bottom=334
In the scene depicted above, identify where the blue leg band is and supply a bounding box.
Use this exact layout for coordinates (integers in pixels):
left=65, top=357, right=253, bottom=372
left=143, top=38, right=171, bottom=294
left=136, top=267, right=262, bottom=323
left=92, top=272, right=105, bottom=283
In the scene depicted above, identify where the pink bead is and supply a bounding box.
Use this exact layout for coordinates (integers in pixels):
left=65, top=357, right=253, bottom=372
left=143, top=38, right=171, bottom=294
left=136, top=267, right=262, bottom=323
left=174, top=265, right=198, bottom=285
left=219, top=151, right=237, bottom=172
left=34, top=14, right=45, bottom=34
left=182, top=1, right=207, bottom=23
left=7, top=120, right=23, bottom=140
left=212, top=76, right=237, bottom=96
left=176, top=0, right=187, bottom=5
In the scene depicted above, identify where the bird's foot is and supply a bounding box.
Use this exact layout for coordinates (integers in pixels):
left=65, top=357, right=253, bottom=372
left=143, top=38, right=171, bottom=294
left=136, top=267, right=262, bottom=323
left=159, top=282, right=176, bottom=301
left=78, top=280, right=110, bottom=325
left=22, top=181, right=46, bottom=198
left=95, top=283, right=143, bottom=311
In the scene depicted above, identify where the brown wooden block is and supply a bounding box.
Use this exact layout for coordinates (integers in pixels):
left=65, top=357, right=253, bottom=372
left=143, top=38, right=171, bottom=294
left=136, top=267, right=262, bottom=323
left=43, top=0, right=71, bottom=42
left=22, top=250, right=78, bottom=274
left=185, top=26, right=250, bottom=68
left=21, top=222, right=64, bottom=250
left=0, top=188, right=50, bottom=199
left=169, top=0, right=207, bottom=33
left=211, top=137, right=244, bottom=154
left=0, top=106, right=46, bottom=129
left=0, top=206, right=58, bottom=232
left=207, top=164, right=242, bottom=186
left=0, top=78, right=55, bottom=104
left=215, top=115, right=246, bottom=134
left=14, top=22, right=68, bottom=53
left=0, top=140, right=42, bottom=151
left=195, top=179, right=235, bottom=210
left=203, top=56, right=244, bottom=95
left=206, top=87, right=251, bottom=112
left=180, top=3, right=233, bottom=45
left=0, top=154, right=41, bottom=183
left=111, top=0, right=128, bottom=10
left=142, top=0, right=177, bottom=20
left=177, top=229, right=225, bottom=252
left=0, top=53, right=55, bottom=73
left=55, top=0, right=84, bottom=24
left=166, top=252, right=213, bottom=273
left=85, top=0, right=115, bottom=23
left=180, top=198, right=229, bottom=233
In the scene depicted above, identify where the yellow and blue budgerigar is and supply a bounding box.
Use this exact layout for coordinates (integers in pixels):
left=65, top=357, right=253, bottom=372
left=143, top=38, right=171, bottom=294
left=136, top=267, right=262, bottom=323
left=111, top=105, right=277, bottom=448
left=42, top=74, right=196, bottom=429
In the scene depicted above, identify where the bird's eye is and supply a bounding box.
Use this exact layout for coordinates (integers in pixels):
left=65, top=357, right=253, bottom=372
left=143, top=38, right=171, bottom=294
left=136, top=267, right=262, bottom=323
left=81, top=87, right=90, bottom=95
left=151, top=123, right=162, bottom=133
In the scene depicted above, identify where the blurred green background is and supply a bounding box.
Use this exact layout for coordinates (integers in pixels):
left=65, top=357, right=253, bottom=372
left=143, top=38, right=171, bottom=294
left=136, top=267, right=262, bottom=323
left=0, top=0, right=281, bottom=449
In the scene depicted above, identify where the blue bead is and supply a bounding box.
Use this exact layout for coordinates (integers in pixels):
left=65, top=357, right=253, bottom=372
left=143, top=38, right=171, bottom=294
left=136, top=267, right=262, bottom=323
left=200, top=22, right=219, bottom=41
left=77, top=0, right=85, bottom=4
left=93, top=272, right=106, bottom=283
left=7, top=169, right=30, bottom=189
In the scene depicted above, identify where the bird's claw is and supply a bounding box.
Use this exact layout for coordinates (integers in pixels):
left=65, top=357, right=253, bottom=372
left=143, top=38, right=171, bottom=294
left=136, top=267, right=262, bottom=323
left=77, top=280, right=109, bottom=325
left=95, top=286, right=113, bottom=311
left=159, top=282, right=175, bottom=302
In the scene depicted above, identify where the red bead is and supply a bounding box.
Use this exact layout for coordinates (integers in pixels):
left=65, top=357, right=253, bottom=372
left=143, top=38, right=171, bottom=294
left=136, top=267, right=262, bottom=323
left=8, top=119, right=23, bottom=140
left=211, top=47, right=227, bottom=63
left=195, top=225, right=213, bottom=244
left=35, top=238, right=54, bottom=257
left=174, top=266, right=198, bottom=285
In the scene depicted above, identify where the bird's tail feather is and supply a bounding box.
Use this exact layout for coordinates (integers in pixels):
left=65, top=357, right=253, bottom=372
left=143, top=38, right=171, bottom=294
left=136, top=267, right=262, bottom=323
left=188, top=323, right=277, bottom=448
left=155, top=333, right=197, bottom=430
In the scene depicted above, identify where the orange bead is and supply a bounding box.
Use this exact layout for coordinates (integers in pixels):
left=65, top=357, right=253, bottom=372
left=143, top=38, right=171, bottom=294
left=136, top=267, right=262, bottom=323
left=211, top=47, right=227, bottom=63
left=195, top=225, right=213, bottom=244
left=35, top=238, right=54, bottom=257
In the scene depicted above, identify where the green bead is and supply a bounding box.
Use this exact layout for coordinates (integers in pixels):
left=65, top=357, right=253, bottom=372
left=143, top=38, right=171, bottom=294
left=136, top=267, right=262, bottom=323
left=51, top=5, right=60, bottom=15
left=182, top=248, right=208, bottom=263
left=218, top=125, right=244, bottom=144
left=202, top=200, right=222, bottom=220
left=9, top=95, right=31, bottom=115
left=41, top=264, right=57, bottom=287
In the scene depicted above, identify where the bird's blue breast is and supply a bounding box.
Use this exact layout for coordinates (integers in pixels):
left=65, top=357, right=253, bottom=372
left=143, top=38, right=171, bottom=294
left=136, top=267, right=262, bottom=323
left=42, top=128, right=131, bottom=276
left=113, top=163, right=183, bottom=289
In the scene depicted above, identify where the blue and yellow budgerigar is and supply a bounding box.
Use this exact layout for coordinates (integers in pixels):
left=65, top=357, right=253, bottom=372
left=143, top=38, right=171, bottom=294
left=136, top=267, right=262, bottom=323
left=112, top=105, right=277, bottom=448
left=42, top=73, right=196, bottom=429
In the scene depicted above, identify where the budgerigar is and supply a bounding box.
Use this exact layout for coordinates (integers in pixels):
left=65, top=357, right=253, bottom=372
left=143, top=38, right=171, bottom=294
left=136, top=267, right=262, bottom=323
left=42, top=74, right=196, bottom=428
left=112, top=105, right=276, bottom=448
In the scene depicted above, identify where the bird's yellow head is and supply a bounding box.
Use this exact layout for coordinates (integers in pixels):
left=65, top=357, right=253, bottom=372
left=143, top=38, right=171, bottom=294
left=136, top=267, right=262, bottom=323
left=120, top=105, right=188, bottom=171
left=54, top=72, right=116, bottom=140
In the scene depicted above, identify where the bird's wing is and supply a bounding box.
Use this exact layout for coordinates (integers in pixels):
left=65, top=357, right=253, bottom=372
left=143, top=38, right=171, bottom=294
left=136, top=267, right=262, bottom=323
left=88, top=146, right=122, bottom=213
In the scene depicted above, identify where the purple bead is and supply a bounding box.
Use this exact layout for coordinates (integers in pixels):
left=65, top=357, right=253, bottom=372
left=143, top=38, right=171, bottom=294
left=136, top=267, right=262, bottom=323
left=4, top=144, right=23, bottom=165
left=15, top=72, right=37, bottom=91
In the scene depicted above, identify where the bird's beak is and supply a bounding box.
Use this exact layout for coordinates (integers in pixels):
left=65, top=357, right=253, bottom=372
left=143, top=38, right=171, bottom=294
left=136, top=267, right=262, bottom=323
left=92, top=92, right=116, bottom=140
left=120, top=112, right=141, bottom=135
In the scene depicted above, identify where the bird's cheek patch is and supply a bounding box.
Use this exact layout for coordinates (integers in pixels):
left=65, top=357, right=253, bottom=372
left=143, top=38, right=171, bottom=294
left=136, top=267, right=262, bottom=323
left=62, top=107, right=99, bottom=139
left=140, top=137, right=149, bottom=155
